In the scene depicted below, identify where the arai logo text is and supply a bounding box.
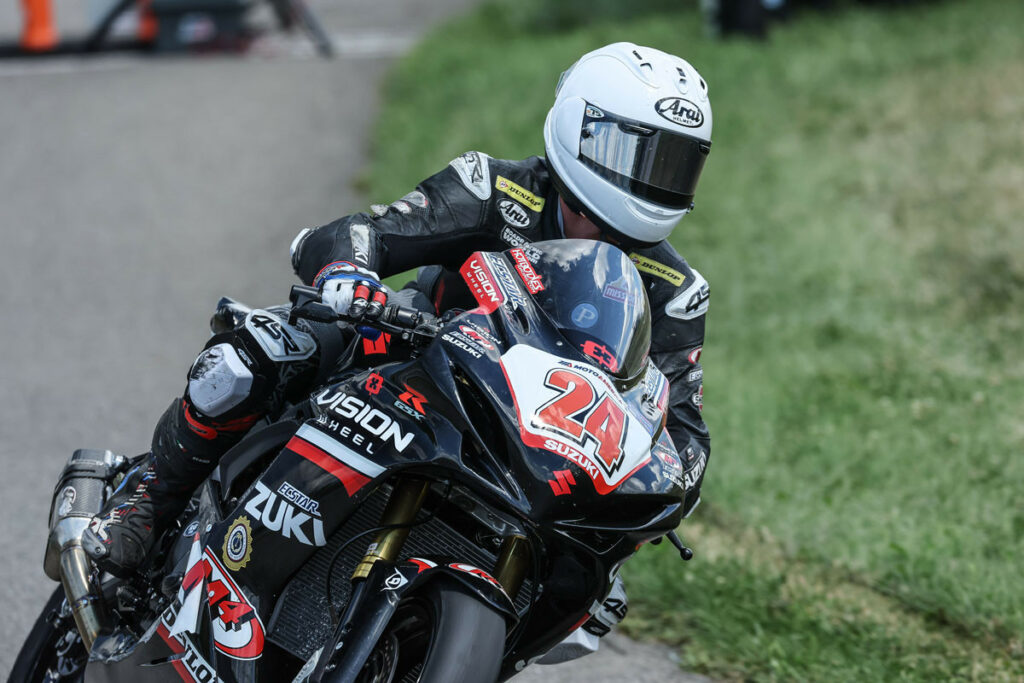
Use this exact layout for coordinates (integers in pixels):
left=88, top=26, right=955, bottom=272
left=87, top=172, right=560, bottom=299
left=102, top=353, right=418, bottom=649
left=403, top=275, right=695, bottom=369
left=498, top=199, right=531, bottom=228
left=655, top=97, right=704, bottom=128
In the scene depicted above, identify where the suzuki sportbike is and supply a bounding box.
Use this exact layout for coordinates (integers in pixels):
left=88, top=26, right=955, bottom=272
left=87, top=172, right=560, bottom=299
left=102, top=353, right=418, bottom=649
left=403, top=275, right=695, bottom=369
left=11, top=239, right=695, bottom=683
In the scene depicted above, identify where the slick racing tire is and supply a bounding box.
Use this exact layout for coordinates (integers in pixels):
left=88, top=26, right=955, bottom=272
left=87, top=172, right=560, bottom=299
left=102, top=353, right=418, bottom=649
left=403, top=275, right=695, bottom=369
left=354, top=580, right=506, bottom=683
left=8, top=587, right=87, bottom=683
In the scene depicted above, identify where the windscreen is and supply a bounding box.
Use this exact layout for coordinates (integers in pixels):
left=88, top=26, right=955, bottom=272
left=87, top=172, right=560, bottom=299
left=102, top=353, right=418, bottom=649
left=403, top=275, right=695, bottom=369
left=516, top=239, right=651, bottom=386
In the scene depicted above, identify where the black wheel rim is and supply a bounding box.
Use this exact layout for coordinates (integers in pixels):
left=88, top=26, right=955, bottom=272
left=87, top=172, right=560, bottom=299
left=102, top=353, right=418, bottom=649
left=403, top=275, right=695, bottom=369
left=356, top=599, right=435, bottom=683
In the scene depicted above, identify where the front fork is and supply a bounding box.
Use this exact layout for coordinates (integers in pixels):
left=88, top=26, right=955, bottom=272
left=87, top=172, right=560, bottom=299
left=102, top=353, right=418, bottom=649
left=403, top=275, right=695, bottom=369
left=352, top=477, right=531, bottom=599
left=307, top=478, right=527, bottom=681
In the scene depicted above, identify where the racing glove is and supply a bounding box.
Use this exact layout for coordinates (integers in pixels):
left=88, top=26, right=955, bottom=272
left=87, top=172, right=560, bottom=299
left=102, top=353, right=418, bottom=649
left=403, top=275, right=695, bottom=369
left=315, top=262, right=387, bottom=337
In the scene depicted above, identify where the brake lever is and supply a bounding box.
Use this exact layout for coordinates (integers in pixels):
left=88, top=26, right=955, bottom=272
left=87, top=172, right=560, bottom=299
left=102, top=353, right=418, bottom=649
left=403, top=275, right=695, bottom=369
left=288, top=284, right=439, bottom=344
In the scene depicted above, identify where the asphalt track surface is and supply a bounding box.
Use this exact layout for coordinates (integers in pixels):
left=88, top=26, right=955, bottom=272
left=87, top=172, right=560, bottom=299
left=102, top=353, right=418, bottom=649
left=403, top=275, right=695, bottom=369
left=0, top=2, right=708, bottom=681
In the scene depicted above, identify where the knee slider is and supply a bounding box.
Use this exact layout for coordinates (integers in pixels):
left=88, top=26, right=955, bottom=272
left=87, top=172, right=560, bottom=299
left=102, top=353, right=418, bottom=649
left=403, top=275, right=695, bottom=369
left=187, top=343, right=254, bottom=417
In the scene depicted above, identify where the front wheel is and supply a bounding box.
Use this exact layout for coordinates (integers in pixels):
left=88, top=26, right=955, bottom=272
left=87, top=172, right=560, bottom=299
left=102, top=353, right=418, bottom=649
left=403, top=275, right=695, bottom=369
left=355, top=580, right=506, bottom=683
left=8, top=587, right=87, bottom=683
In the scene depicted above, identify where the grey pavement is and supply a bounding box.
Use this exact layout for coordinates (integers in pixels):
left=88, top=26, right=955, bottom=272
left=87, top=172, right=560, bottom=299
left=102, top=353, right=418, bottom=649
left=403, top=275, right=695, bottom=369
left=0, top=1, right=702, bottom=680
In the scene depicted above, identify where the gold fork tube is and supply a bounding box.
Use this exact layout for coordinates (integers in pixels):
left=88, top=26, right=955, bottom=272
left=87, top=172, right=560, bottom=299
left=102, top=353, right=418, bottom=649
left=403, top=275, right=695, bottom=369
left=352, top=478, right=430, bottom=580
left=494, top=534, right=530, bottom=599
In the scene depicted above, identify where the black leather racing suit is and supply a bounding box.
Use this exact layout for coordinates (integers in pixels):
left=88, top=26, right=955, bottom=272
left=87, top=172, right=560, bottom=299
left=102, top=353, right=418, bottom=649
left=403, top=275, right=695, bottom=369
left=86, top=152, right=711, bottom=575
left=290, top=152, right=711, bottom=513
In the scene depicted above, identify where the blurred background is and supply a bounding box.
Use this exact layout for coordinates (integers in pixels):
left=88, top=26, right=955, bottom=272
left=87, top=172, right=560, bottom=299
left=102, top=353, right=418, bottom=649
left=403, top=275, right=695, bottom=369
left=2, top=0, right=1023, bottom=680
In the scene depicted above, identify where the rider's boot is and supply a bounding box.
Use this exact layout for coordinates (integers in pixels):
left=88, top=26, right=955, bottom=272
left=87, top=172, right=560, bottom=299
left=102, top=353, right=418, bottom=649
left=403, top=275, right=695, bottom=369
left=82, top=398, right=258, bottom=578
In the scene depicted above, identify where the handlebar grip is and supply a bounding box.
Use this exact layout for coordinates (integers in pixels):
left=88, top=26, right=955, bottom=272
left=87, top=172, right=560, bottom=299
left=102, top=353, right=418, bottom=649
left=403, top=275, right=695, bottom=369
left=290, top=284, right=322, bottom=305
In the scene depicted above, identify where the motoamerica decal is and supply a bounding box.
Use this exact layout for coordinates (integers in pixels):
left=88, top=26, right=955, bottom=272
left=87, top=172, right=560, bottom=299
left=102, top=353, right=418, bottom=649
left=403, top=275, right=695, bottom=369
left=500, top=345, right=651, bottom=495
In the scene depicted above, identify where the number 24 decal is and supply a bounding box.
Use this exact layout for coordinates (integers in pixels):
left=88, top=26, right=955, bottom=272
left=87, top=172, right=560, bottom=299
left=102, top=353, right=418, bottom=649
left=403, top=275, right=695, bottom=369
left=535, top=369, right=627, bottom=472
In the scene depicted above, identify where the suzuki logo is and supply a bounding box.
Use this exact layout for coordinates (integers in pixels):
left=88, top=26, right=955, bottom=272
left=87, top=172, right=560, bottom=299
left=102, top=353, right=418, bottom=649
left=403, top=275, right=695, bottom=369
left=548, top=469, right=577, bottom=497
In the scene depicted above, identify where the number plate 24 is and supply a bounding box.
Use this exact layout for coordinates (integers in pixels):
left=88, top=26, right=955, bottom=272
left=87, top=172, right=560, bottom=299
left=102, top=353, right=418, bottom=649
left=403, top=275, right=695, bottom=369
left=500, top=345, right=651, bottom=495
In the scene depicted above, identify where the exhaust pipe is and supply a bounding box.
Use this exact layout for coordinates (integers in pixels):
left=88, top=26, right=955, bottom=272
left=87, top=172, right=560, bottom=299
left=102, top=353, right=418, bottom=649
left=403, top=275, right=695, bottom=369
left=43, top=449, right=127, bottom=650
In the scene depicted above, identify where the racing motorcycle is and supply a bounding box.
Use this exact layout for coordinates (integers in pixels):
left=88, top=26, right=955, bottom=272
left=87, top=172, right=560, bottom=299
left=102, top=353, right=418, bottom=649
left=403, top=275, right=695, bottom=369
left=11, top=239, right=696, bottom=683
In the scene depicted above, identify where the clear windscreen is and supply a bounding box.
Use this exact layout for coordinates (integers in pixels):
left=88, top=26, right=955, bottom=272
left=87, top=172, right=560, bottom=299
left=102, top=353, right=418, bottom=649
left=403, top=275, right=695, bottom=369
left=520, top=239, right=651, bottom=386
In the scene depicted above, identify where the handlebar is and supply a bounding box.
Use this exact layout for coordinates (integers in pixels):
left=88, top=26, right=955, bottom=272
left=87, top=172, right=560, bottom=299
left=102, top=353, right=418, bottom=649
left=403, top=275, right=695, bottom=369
left=287, top=285, right=440, bottom=346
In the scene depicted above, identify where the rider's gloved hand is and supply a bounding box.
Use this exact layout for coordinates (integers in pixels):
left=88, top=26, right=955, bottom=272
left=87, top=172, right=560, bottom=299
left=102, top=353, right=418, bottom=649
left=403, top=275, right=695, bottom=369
left=315, top=262, right=388, bottom=337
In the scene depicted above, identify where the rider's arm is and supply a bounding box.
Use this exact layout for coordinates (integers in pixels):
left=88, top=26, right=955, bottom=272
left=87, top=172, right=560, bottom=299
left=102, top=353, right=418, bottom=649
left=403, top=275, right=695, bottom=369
left=645, top=258, right=711, bottom=516
left=290, top=153, right=498, bottom=284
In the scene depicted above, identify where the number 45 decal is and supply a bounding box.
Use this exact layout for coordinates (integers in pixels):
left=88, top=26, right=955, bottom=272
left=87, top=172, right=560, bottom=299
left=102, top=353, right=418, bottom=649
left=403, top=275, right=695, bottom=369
left=535, top=368, right=627, bottom=474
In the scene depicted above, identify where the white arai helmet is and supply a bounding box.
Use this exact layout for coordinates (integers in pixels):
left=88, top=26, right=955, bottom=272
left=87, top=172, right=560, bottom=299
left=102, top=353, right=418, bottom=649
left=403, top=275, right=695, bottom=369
left=544, top=42, right=713, bottom=247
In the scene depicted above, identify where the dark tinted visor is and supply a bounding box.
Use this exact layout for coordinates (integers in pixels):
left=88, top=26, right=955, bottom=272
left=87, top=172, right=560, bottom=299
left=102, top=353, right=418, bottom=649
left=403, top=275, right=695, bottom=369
left=579, top=103, right=710, bottom=210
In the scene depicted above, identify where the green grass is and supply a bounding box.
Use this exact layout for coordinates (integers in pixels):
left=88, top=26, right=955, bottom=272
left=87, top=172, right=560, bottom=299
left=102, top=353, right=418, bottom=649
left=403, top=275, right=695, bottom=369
left=362, top=0, right=1024, bottom=678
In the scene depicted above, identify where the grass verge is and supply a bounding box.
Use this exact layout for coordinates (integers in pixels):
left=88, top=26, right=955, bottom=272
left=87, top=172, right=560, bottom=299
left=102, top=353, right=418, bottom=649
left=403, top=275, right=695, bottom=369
left=363, top=0, right=1024, bottom=678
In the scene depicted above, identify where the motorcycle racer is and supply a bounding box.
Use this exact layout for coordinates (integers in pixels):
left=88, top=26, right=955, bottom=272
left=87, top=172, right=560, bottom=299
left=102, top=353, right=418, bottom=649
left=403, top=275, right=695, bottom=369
left=83, top=41, right=714, bottom=610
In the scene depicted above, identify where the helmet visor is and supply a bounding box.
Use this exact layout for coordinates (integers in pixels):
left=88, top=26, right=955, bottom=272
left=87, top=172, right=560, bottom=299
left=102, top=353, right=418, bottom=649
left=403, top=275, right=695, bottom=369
left=578, top=103, right=710, bottom=210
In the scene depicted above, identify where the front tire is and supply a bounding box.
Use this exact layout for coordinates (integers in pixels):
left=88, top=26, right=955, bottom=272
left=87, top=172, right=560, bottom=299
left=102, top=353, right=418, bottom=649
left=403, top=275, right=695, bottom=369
left=355, top=580, right=506, bottom=683
left=8, top=588, right=87, bottom=683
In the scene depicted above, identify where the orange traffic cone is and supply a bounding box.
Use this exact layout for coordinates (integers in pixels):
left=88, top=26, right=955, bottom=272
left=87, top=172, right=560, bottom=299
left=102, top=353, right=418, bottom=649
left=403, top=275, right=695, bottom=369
left=137, top=0, right=158, bottom=42
left=20, top=0, right=58, bottom=51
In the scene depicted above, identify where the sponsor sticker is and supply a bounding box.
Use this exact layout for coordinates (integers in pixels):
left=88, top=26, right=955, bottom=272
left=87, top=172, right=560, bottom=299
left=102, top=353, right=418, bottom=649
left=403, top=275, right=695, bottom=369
left=459, top=324, right=495, bottom=350
left=384, top=569, right=409, bottom=591
left=222, top=516, right=253, bottom=571
left=498, top=199, right=531, bottom=228
left=442, top=332, right=483, bottom=359
left=654, top=96, right=705, bottom=128
left=365, top=372, right=384, bottom=395
left=510, top=248, right=544, bottom=293
left=692, top=384, right=704, bottom=412
left=398, top=384, right=429, bottom=415
left=157, top=615, right=225, bottom=682
left=459, top=255, right=504, bottom=313
left=488, top=254, right=529, bottom=309
left=448, top=563, right=505, bottom=591
left=57, top=486, right=76, bottom=516
left=495, top=175, right=545, bottom=212
left=582, top=340, right=618, bottom=373
left=628, top=254, right=686, bottom=287
left=602, top=284, right=629, bottom=303
left=571, top=303, right=599, bottom=328
left=687, top=346, right=702, bottom=364
left=683, top=450, right=708, bottom=489
left=313, top=389, right=415, bottom=455
left=244, top=481, right=326, bottom=547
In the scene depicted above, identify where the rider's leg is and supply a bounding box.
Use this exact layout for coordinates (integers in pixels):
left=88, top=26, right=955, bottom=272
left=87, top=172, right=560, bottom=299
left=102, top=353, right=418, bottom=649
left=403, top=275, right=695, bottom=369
left=82, top=306, right=340, bottom=577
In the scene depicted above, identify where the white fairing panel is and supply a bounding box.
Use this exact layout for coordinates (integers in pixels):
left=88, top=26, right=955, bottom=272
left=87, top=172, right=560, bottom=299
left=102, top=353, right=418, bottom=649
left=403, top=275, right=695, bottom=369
left=500, top=344, right=651, bottom=495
